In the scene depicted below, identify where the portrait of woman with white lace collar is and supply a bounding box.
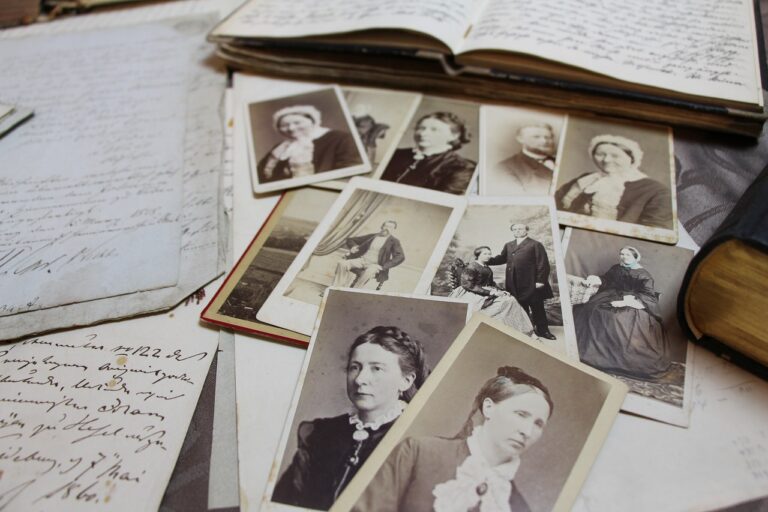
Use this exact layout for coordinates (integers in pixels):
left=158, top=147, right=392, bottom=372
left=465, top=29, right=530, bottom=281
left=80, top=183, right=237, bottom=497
left=338, top=318, right=625, bottom=512
left=245, top=86, right=370, bottom=194
left=348, top=366, right=552, bottom=512
left=266, top=289, right=471, bottom=512
left=552, top=116, right=676, bottom=243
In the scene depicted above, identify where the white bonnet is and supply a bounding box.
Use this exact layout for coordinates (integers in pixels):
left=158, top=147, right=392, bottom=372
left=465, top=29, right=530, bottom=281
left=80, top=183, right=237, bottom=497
left=273, top=105, right=321, bottom=130
left=588, top=134, right=643, bottom=167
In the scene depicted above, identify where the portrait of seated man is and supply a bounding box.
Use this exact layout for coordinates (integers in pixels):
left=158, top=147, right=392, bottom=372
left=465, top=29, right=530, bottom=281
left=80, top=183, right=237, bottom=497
left=331, top=220, right=405, bottom=290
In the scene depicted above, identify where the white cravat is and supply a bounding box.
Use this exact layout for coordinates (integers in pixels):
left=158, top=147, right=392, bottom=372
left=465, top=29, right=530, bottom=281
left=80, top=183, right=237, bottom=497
left=432, top=425, right=521, bottom=512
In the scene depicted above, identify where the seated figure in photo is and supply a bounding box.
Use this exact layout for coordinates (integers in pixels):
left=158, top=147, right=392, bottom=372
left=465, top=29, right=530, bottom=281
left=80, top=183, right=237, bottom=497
left=257, top=105, right=361, bottom=183
left=380, top=111, right=476, bottom=195
left=555, top=134, right=671, bottom=228
left=449, top=246, right=535, bottom=337
left=331, top=220, right=405, bottom=290
left=573, top=246, right=671, bottom=380
left=495, top=123, right=557, bottom=195
left=272, top=326, right=428, bottom=510
left=353, top=366, right=552, bottom=512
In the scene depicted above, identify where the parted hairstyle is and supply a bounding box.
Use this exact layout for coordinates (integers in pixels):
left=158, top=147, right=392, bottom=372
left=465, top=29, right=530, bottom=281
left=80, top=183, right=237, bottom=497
left=455, top=366, right=554, bottom=438
left=416, top=111, right=472, bottom=150
left=346, top=326, right=429, bottom=402
left=473, top=246, right=492, bottom=259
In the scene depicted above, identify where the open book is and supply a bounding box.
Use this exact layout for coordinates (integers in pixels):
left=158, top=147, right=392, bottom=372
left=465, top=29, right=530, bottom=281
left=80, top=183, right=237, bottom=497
left=210, top=0, right=767, bottom=135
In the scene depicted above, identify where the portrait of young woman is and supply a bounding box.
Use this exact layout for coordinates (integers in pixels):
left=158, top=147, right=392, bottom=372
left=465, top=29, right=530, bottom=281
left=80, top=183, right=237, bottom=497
left=336, top=318, right=625, bottom=512
left=266, top=289, right=470, bottom=511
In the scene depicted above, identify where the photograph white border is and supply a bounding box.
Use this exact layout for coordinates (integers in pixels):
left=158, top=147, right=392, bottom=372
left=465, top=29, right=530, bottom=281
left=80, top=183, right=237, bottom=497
left=262, top=287, right=472, bottom=512
left=330, top=314, right=628, bottom=512
left=561, top=227, right=697, bottom=427
left=424, top=195, right=580, bottom=360
left=256, top=177, right=467, bottom=336
left=246, top=85, right=372, bottom=194
left=551, top=119, right=678, bottom=244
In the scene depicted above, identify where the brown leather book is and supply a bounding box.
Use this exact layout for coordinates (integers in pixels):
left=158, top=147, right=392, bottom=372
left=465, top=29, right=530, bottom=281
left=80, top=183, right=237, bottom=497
left=678, top=165, right=768, bottom=378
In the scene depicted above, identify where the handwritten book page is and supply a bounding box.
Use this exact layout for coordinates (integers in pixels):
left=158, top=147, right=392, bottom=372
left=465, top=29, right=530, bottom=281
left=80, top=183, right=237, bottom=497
left=0, top=13, right=227, bottom=340
left=0, top=293, right=218, bottom=512
left=0, top=22, right=193, bottom=318
left=212, top=0, right=476, bottom=55
left=459, top=0, right=762, bottom=106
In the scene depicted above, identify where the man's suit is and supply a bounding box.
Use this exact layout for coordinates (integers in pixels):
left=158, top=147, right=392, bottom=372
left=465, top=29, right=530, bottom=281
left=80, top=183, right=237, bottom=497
left=332, top=232, right=405, bottom=288
left=496, top=152, right=554, bottom=195
left=487, top=237, right=554, bottom=335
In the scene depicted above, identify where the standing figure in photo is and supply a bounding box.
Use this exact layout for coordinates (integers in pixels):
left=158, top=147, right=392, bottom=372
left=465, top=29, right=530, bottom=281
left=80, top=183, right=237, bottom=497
left=352, top=366, right=552, bottom=512
left=272, top=326, right=428, bottom=510
left=380, top=112, right=476, bottom=195
left=487, top=224, right=556, bottom=340
left=257, top=105, right=361, bottom=183
left=573, top=246, right=671, bottom=380
left=555, top=134, right=671, bottom=228
left=496, top=123, right=557, bottom=195
left=331, top=220, right=405, bottom=290
left=449, top=246, right=535, bottom=337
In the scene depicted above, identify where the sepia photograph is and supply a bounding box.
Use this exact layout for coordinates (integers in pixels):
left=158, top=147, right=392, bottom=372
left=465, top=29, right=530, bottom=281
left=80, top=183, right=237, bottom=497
left=201, top=188, right=339, bottom=345
left=246, top=86, right=371, bottom=193
left=553, top=116, right=677, bottom=244
left=479, top=105, right=566, bottom=196
left=264, top=288, right=471, bottom=512
left=313, top=87, right=422, bottom=191
left=562, top=228, right=696, bottom=426
left=331, top=315, right=627, bottom=512
left=257, top=177, right=466, bottom=335
left=427, top=197, right=578, bottom=359
left=377, top=96, right=480, bottom=196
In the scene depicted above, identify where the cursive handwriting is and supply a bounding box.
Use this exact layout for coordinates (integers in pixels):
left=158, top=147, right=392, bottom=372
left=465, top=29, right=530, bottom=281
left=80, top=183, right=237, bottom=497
left=464, top=0, right=759, bottom=102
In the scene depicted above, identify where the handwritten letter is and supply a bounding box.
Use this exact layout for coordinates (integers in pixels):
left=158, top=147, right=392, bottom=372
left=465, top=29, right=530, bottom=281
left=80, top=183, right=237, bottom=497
left=0, top=304, right=217, bottom=512
left=0, top=21, right=199, bottom=316
left=462, top=0, right=761, bottom=105
left=214, top=0, right=476, bottom=54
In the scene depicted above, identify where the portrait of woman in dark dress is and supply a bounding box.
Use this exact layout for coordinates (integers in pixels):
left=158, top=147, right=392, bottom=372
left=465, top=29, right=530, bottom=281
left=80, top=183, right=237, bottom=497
left=272, top=326, right=428, bottom=510
left=380, top=111, right=477, bottom=195
left=573, top=246, right=671, bottom=380
left=555, top=134, right=672, bottom=228
left=352, top=366, right=553, bottom=512
left=449, top=246, right=535, bottom=337
left=257, top=104, right=362, bottom=184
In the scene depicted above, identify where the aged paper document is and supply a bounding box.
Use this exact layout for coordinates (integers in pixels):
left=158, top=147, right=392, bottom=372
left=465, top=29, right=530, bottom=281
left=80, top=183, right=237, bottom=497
left=0, top=21, right=194, bottom=317
left=0, top=13, right=227, bottom=340
left=0, top=289, right=218, bottom=511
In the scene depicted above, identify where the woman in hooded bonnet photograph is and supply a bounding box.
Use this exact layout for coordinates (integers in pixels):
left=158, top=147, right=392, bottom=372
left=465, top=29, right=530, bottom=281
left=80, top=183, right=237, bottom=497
left=257, top=104, right=362, bottom=183
left=272, top=326, right=428, bottom=510
left=351, top=366, right=553, bottom=512
left=555, top=134, right=672, bottom=228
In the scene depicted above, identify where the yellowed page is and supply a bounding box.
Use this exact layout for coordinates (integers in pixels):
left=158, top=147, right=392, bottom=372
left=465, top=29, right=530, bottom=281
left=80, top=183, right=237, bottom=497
left=461, top=0, right=762, bottom=105
left=211, top=0, right=480, bottom=54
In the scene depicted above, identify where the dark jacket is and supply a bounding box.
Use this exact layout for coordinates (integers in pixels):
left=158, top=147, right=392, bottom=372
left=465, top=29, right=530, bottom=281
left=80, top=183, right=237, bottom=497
left=498, top=152, right=554, bottom=195
left=273, top=414, right=396, bottom=510
left=487, top=237, right=553, bottom=304
left=380, top=148, right=476, bottom=195
left=345, top=233, right=405, bottom=283
left=257, top=130, right=361, bottom=183
left=555, top=173, right=672, bottom=228
left=352, top=436, right=531, bottom=512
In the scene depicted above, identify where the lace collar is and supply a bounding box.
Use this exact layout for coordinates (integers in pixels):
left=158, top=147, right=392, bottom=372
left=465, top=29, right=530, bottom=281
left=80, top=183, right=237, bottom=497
left=348, top=400, right=406, bottom=439
left=433, top=425, right=521, bottom=512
